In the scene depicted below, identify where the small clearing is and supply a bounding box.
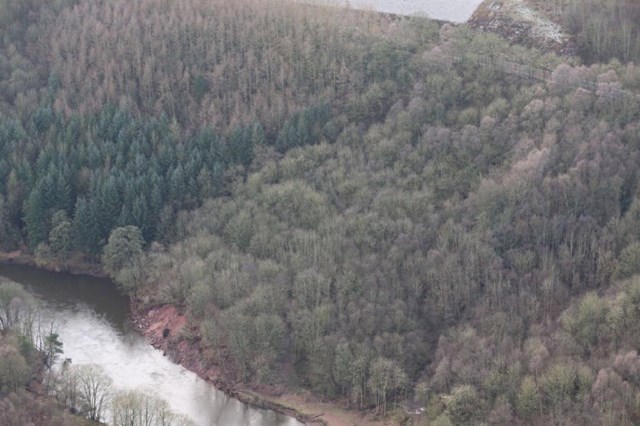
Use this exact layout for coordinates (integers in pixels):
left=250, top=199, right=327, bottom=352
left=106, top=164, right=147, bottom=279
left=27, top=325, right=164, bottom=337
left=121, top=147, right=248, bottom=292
left=470, top=0, right=576, bottom=55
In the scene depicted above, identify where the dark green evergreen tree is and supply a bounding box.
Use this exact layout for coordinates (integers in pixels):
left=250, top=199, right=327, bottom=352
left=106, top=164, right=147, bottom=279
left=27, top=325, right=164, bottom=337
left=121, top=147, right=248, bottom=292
left=72, top=197, right=100, bottom=254
left=23, top=188, right=49, bottom=248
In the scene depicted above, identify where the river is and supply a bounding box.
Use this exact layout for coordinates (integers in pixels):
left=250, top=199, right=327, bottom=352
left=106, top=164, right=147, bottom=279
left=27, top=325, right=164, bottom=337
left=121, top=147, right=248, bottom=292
left=298, top=0, right=485, bottom=23
left=0, top=263, right=301, bottom=426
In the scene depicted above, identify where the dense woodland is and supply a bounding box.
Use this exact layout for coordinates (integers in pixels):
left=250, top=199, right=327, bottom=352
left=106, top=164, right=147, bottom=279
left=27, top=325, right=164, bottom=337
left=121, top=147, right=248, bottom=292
left=2, top=0, right=640, bottom=424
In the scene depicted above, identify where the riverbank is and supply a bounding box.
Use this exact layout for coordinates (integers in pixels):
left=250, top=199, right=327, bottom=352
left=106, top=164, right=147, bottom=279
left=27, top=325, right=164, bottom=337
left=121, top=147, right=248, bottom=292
left=130, top=302, right=397, bottom=426
left=0, top=253, right=402, bottom=424
left=0, top=250, right=106, bottom=277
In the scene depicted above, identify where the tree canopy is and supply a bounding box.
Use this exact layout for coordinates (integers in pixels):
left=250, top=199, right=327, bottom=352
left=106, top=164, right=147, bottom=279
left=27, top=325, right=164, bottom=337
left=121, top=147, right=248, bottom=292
left=2, top=0, right=640, bottom=423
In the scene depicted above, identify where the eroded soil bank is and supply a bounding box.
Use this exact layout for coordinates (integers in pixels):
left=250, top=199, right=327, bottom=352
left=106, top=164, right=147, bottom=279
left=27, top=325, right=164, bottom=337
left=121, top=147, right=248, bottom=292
left=130, top=303, right=397, bottom=426
left=0, top=254, right=394, bottom=424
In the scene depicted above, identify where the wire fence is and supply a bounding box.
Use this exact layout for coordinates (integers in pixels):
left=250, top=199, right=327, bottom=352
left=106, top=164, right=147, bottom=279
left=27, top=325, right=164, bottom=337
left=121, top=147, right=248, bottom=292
left=430, top=53, right=640, bottom=103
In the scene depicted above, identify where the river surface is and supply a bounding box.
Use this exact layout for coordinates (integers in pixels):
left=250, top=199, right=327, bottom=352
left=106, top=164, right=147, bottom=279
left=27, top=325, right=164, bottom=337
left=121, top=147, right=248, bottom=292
left=0, top=263, right=300, bottom=426
left=298, top=0, right=485, bottom=23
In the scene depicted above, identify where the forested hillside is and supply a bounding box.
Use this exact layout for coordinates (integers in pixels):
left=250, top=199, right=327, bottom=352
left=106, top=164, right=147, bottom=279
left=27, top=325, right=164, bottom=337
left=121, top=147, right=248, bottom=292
left=2, top=0, right=640, bottom=424
left=0, top=0, right=425, bottom=256
left=129, top=37, right=640, bottom=424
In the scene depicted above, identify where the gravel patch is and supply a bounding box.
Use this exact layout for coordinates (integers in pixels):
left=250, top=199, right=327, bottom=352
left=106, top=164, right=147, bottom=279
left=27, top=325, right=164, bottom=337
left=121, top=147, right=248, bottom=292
left=511, top=0, right=564, bottom=43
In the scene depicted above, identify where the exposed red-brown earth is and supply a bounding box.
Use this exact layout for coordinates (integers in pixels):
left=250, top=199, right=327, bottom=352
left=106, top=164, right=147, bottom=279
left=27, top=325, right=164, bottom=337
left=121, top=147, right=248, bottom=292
left=131, top=302, right=400, bottom=425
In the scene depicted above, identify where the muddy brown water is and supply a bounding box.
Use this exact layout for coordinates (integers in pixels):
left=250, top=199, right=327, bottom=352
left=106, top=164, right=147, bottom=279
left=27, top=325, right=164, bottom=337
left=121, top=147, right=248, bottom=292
left=0, top=263, right=300, bottom=426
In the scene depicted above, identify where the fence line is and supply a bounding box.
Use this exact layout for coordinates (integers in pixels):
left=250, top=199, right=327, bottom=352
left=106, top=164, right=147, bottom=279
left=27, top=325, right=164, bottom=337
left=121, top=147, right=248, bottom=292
left=430, top=54, right=640, bottom=103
